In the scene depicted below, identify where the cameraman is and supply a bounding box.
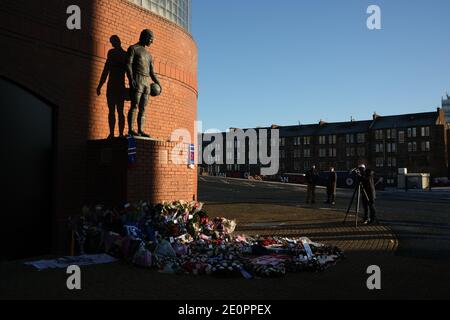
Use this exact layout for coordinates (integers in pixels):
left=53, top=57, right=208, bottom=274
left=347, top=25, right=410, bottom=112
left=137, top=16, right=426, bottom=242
left=357, top=164, right=377, bottom=225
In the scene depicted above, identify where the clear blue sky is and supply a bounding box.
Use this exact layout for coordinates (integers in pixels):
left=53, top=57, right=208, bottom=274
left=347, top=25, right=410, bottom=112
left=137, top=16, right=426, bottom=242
left=191, top=0, right=450, bottom=132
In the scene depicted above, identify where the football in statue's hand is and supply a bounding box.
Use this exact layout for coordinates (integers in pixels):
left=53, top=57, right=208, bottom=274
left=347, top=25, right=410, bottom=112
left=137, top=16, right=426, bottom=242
left=150, top=83, right=162, bottom=97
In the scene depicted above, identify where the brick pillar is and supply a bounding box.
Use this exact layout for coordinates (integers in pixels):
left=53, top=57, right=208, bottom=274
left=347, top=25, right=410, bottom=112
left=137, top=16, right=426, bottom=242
left=87, top=137, right=197, bottom=206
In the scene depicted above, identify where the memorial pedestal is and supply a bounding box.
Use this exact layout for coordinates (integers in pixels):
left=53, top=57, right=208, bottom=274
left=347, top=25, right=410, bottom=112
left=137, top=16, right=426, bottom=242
left=86, top=137, right=197, bottom=206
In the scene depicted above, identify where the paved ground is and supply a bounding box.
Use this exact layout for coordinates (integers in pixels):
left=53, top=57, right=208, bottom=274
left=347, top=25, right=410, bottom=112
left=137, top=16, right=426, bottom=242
left=199, top=176, right=450, bottom=261
left=206, top=203, right=398, bottom=254
left=2, top=253, right=450, bottom=300
left=1, top=176, right=449, bottom=300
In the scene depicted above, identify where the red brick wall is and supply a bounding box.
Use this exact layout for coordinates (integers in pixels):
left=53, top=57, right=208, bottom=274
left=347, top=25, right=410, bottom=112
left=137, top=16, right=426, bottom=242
left=86, top=139, right=197, bottom=206
left=127, top=139, right=197, bottom=203
left=89, top=0, right=198, bottom=140
left=0, top=0, right=198, bottom=253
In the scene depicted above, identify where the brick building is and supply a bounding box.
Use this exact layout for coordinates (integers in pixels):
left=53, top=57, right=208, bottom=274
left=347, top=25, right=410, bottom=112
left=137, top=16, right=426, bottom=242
left=369, top=110, right=448, bottom=184
left=279, top=120, right=372, bottom=174
left=201, top=109, right=449, bottom=185
left=1, top=0, right=198, bottom=259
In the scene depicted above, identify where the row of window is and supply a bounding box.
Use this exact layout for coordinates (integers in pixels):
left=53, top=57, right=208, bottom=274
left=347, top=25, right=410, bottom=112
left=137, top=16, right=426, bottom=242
left=210, top=139, right=431, bottom=163
left=376, top=157, right=397, bottom=168
left=346, top=133, right=366, bottom=144
left=286, top=146, right=367, bottom=159
left=318, top=135, right=337, bottom=145
left=407, top=141, right=431, bottom=152
left=215, top=157, right=412, bottom=174
left=211, top=140, right=430, bottom=166
left=375, top=141, right=431, bottom=153
left=319, top=148, right=337, bottom=158
left=292, top=149, right=311, bottom=158
left=375, top=143, right=397, bottom=153
left=223, top=138, right=279, bottom=149
left=287, top=148, right=338, bottom=158
left=220, top=127, right=431, bottom=150
left=290, top=134, right=365, bottom=146
left=292, top=136, right=312, bottom=146
left=375, top=127, right=430, bottom=140
left=129, top=0, right=191, bottom=31
left=346, top=147, right=366, bottom=157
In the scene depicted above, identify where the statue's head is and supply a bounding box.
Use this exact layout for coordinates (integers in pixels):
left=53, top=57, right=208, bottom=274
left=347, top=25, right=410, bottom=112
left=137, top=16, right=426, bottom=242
left=140, top=29, right=154, bottom=46
left=110, top=35, right=121, bottom=49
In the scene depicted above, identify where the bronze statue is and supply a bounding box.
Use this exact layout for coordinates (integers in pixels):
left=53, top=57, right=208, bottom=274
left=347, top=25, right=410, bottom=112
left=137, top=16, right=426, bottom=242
left=97, top=35, right=127, bottom=138
left=126, top=29, right=162, bottom=138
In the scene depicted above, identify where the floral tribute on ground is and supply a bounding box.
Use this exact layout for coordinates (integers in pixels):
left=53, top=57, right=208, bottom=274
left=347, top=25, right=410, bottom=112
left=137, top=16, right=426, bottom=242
left=69, top=201, right=344, bottom=278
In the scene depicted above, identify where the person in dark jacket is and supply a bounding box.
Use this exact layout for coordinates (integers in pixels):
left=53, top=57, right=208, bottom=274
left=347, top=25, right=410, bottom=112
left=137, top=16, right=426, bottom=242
left=306, top=165, right=319, bottom=204
left=359, top=165, right=377, bottom=224
left=326, top=167, right=337, bottom=205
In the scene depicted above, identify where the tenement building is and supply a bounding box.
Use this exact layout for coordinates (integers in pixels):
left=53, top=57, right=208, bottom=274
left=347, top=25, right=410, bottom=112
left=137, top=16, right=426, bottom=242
left=201, top=108, right=449, bottom=185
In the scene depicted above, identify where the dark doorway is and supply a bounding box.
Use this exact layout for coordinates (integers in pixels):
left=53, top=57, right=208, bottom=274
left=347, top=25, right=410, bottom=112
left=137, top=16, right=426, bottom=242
left=0, top=77, right=54, bottom=260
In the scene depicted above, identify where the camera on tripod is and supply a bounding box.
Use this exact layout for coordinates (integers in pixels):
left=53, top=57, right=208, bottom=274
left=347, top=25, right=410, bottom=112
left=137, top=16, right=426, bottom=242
left=344, top=166, right=369, bottom=227
left=349, top=167, right=363, bottom=177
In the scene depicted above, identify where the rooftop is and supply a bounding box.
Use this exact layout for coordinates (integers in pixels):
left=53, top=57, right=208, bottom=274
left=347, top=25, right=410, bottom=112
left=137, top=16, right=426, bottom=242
left=201, top=110, right=441, bottom=136
left=370, top=111, right=438, bottom=129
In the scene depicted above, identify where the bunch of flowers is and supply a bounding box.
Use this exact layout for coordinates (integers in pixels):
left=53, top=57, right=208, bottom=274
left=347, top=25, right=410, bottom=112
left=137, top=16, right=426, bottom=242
left=69, top=201, right=344, bottom=278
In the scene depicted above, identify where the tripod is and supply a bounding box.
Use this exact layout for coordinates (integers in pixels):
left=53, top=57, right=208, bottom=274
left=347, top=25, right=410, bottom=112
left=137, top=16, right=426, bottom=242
left=343, top=180, right=370, bottom=228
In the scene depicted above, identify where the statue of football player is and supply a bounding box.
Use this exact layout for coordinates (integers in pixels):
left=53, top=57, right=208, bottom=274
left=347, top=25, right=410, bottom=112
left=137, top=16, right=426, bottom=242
left=126, top=29, right=162, bottom=137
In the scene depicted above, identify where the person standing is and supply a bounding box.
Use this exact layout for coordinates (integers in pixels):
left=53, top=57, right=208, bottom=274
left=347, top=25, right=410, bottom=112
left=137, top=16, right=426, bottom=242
left=306, top=165, right=319, bottom=204
left=359, top=165, right=377, bottom=224
left=326, top=167, right=337, bottom=205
